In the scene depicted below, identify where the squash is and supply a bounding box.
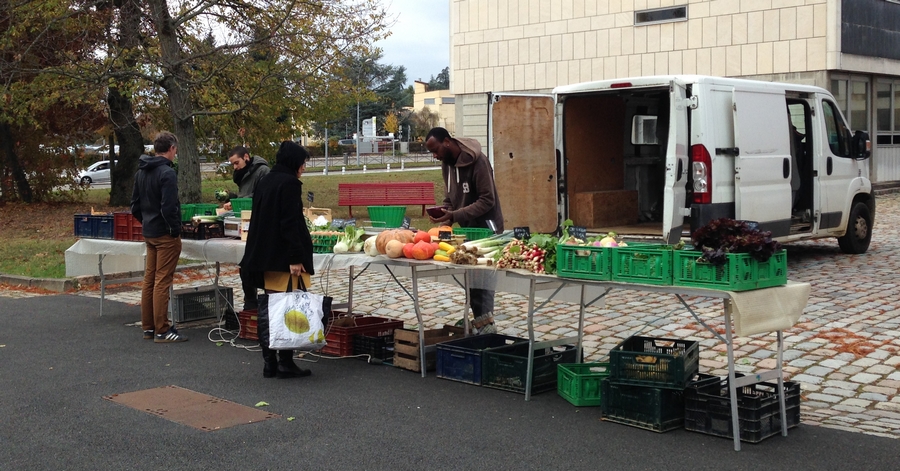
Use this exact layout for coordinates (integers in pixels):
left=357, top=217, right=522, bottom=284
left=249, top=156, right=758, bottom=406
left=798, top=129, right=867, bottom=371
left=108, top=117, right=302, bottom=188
left=402, top=242, right=415, bottom=259
left=427, top=225, right=453, bottom=238
left=413, top=231, right=432, bottom=244
left=375, top=229, right=415, bottom=254
left=385, top=239, right=406, bottom=258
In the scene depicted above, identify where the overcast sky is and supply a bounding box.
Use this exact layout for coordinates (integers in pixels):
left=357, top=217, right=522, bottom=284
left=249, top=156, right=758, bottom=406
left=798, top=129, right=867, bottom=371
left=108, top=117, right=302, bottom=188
left=376, top=0, right=450, bottom=87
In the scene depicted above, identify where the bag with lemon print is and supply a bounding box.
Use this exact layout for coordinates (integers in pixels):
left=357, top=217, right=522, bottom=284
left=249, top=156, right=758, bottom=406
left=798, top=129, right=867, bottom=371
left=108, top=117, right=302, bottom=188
left=264, top=283, right=328, bottom=351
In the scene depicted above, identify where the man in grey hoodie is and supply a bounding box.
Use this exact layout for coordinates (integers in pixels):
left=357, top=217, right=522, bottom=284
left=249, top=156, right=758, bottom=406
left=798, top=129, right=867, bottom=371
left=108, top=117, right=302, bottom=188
left=425, top=127, right=504, bottom=334
left=131, top=131, right=187, bottom=343
left=222, top=146, right=270, bottom=210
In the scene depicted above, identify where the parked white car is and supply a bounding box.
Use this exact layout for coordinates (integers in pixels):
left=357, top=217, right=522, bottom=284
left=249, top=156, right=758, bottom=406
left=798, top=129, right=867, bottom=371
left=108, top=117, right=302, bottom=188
left=77, top=160, right=116, bottom=185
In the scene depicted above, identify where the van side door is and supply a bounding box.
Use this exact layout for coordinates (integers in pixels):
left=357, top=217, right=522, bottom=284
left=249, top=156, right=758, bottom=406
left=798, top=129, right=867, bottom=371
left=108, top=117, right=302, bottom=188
left=732, top=88, right=793, bottom=236
left=662, top=80, right=690, bottom=243
left=816, top=97, right=868, bottom=232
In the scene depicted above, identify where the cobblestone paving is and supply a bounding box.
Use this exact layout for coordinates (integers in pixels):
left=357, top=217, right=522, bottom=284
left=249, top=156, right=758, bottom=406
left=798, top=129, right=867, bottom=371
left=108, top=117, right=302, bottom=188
left=4, top=193, right=900, bottom=439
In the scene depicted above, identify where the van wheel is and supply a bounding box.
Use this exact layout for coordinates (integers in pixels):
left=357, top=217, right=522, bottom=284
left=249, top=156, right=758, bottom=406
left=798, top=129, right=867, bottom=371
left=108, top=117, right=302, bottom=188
left=837, top=202, right=872, bottom=254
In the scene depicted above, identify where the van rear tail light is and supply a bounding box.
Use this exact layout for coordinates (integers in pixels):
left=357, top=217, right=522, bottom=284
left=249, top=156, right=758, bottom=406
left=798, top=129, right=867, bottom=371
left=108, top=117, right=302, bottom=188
left=691, top=144, right=711, bottom=204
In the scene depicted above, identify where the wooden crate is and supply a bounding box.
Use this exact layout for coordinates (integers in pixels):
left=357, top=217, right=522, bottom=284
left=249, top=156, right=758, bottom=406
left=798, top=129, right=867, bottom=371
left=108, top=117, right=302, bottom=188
left=393, top=325, right=466, bottom=373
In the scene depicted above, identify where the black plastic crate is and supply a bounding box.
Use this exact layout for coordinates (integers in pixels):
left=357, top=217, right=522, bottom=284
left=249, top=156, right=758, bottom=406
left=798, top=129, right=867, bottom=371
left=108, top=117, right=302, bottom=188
left=684, top=374, right=802, bottom=443
left=436, top=334, right=525, bottom=386
left=608, top=335, right=699, bottom=389
left=181, top=222, right=225, bottom=240
left=482, top=343, right=578, bottom=395
left=353, top=333, right=394, bottom=362
left=172, top=286, right=233, bottom=322
left=601, top=378, right=684, bottom=433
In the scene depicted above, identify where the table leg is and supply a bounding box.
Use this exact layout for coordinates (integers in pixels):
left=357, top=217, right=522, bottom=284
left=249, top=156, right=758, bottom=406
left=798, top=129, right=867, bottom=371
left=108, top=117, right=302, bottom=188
left=777, top=330, right=788, bottom=437
left=99, top=254, right=106, bottom=317
left=525, top=277, right=537, bottom=402
left=577, top=284, right=585, bottom=363
left=214, top=261, right=221, bottom=321
left=724, top=301, right=741, bottom=451
left=410, top=265, right=427, bottom=379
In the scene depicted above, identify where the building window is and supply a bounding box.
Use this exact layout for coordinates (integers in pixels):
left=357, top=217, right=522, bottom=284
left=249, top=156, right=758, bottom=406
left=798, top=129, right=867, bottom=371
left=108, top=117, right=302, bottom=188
left=875, top=81, right=900, bottom=145
left=830, top=78, right=869, bottom=133
left=424, top=98, right=435, bottom=105
left=634, top=6, right=687, bottom=25
left=441, top=97, right=455, bottom=104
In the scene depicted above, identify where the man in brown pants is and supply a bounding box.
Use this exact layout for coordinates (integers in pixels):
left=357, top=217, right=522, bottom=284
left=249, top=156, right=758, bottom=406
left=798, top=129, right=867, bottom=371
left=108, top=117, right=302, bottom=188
left=131, top=131, right=187, bottom=343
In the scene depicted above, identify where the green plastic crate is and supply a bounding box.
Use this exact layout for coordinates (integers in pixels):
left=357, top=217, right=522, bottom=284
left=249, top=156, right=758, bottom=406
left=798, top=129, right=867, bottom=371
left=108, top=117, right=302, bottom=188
left=601, top=378, right=684, bottom=433
left=611, top=244, right=674, bottom=285
left=194, top=203, right=218, bottom=216
left=557, top=362, right=610, bottom=406
left=453, top=227, right=493, bottom=241
left=180, top=204, right=196, bottom=222
left=367, top=206, right=405, bottom=228
left=557, top=244, right=613, bottom=281
left=673, top=249, right=787, bottom=291
left=310, top=234, right=340, bottom=254
left=230, top=198, right=253, bottom=213
left=608, top=335, right=699, bottom=389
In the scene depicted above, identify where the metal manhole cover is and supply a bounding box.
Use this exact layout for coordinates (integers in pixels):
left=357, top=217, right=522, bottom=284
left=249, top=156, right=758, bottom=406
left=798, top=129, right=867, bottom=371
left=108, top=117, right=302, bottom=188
left=104, top=385, right=278, bottom=431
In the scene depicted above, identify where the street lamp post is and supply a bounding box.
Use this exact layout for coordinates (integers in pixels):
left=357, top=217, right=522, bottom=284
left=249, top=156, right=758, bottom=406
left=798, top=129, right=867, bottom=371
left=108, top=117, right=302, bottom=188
left=356, top=101, right=360, bottom=166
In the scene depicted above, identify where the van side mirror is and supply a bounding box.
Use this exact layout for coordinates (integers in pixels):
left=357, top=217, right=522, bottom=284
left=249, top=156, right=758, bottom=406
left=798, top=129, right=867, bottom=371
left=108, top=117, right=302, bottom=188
left=851, top=131, right=871, bottom=160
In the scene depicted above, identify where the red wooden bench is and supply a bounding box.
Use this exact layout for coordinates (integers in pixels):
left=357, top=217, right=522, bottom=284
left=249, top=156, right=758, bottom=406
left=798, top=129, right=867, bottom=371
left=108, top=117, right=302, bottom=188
left=338, top=182, right=436, bottom=217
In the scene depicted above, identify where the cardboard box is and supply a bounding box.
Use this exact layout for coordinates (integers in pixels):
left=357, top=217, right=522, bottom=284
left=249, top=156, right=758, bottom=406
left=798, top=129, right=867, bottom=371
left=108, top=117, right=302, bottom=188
left=304, top=206, right=332, bottom=222
left=571, top=190, right=639, bottom=228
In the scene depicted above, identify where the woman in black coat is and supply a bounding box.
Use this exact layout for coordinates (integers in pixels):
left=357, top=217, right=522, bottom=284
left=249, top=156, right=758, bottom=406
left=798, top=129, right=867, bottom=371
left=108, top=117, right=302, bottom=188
left=240, top=140, right=314, bottom=379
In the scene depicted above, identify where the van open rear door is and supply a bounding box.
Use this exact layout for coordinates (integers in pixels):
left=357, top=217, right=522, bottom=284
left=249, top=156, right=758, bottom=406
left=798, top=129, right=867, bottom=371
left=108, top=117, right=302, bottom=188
left=663, top=80, right=690, bottom=243
left=732, top=88, right=792, bottom=234
left=489, top=93, right=558, bottom=233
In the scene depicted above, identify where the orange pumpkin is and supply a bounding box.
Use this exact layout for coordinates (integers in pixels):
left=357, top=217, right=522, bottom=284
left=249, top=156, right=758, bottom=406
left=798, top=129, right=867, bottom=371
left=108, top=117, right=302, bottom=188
left=427, top=226, right=453, bottom=238
left=402, top=242, right=415, bottom=259
left=375, top=229, right=415, bottom=254
left=413, top=231, right=432, bottom=244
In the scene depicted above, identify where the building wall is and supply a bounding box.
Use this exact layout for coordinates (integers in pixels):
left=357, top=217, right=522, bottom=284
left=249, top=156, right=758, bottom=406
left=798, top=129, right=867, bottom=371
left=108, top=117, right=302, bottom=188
left=451, top=0, right=831, bottom=96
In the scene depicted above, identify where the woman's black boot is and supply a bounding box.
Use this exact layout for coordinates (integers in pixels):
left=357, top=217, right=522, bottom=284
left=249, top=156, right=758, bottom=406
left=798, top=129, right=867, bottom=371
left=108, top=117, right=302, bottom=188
left=277, top=349, right=311, bottom=378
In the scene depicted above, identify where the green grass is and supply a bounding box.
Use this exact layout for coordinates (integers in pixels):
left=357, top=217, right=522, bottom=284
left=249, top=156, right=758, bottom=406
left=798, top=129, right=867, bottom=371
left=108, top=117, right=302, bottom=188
left=0, top=239, right=74, bottom=279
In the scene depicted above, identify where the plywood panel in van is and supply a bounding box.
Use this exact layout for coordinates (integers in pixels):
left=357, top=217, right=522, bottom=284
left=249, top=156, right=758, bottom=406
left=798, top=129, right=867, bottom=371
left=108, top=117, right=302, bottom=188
left=563, top=95, right=626, bottom=195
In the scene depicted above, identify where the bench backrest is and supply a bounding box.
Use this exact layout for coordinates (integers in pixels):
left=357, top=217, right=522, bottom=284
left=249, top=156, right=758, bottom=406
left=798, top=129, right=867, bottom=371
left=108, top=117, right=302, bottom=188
left=338, top=182, right=435, bottom=204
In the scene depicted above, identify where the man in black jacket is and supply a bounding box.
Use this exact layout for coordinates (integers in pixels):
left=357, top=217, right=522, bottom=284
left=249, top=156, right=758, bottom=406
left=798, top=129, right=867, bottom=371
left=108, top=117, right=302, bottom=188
left=131, top=131, right=187, bottom=343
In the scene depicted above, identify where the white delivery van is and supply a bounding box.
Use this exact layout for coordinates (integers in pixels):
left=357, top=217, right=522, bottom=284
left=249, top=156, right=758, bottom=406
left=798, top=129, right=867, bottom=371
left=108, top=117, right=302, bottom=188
left=489, top=75, right=874, bottom=253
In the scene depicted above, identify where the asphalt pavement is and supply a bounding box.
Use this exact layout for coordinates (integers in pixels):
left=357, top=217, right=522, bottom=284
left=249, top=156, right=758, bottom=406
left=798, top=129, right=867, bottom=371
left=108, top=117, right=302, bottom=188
left=1, top=293, right=899, bottom=470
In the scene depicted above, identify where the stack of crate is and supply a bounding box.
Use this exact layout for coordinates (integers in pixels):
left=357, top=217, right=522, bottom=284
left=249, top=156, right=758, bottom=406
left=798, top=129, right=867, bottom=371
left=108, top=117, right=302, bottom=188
left=600, top=335, right=699, bottom=432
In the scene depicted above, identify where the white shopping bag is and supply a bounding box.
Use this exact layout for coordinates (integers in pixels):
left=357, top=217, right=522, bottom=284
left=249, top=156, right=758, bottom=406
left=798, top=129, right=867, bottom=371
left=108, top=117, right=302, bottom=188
left=266, top=290, right=328, bottom=351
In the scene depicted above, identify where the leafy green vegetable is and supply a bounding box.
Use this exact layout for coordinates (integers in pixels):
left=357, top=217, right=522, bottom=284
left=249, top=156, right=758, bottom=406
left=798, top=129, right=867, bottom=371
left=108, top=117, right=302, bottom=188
left=691, top=218, right=781, bottom=266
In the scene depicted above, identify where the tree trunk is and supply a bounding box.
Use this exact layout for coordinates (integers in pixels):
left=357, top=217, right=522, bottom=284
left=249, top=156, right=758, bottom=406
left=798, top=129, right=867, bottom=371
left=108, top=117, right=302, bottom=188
left=148, top=0, right=202, bottom=204
left=107, top=87, right=144, bottom=206
left=0, top=122, right=33, bottom=203
left=106, top=0, right=146, bottom=206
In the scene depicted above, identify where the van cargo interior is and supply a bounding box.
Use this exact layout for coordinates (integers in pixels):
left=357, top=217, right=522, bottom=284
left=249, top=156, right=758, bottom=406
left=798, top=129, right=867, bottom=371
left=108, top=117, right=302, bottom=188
left=562, top=89, right=677, bottom=238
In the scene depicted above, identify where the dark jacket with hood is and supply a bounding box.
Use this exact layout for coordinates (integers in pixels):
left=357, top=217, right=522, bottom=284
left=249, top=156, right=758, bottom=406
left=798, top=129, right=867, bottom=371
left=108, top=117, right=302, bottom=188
left=239, top=164, right=314, bottom=285
left=131, top=154, right=181, bottom=238
left=232, top=155, right=270, bottom=198
left=442, top=137, right=504, bottom=231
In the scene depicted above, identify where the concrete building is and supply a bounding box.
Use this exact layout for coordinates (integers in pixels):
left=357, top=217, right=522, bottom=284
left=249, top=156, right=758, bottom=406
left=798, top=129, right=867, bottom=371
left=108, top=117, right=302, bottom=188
left=413, top=81, right=457, bottom=134
left=450, top=0, right=900, bottom=182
